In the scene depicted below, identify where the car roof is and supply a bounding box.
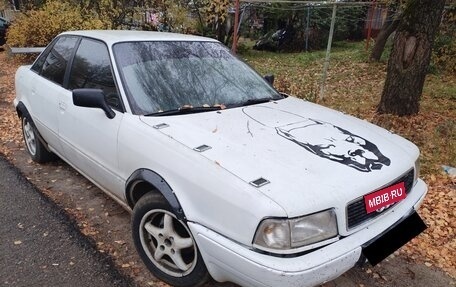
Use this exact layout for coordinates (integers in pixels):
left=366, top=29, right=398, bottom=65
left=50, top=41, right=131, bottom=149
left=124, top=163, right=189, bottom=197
left=60, top=30, right=219, bottom=45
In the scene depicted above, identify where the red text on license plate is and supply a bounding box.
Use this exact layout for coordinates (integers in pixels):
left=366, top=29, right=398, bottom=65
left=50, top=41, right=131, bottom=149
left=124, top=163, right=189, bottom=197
left=364, top=182, right=406, bottom=214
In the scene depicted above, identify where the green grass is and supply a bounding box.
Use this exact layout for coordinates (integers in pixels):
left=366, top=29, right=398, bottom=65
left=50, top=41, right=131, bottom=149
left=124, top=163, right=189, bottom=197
left=239, top=40, right=375, bottom=102
left=423, top=75, right=456, bottom=100
left=241, top=40, right=368, bottom=65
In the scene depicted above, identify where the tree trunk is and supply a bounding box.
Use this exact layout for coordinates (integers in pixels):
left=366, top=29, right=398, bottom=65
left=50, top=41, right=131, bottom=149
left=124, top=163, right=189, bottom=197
left=377, top=0, right=445, bottom=116
left=369, top=9, right=401, bottom=62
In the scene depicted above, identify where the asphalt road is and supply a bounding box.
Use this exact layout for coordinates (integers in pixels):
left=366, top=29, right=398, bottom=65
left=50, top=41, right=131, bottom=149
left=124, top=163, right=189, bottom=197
left=0, top=154, right=136, bottom=287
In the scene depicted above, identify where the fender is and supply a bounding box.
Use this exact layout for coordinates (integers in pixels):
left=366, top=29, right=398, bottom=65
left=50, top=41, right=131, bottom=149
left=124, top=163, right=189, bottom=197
left=15, top=101, right=51, bottom=152
left=126, top=169, right=185, bottom=220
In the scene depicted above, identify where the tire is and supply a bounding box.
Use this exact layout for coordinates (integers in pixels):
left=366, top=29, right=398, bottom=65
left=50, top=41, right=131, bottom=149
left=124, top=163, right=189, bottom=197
left=132, top=193, right=209, bottom=287
left=21, top=115, right=55, bottom=163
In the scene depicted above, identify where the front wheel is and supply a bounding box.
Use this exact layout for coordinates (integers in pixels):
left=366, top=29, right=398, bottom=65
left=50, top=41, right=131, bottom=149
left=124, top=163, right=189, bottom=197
left=132, top=193, right=209, bottom=287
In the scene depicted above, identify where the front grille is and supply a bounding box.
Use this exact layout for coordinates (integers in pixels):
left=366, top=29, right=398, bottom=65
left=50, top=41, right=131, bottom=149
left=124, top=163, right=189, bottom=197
left=346, top=169, right=415, bottom=230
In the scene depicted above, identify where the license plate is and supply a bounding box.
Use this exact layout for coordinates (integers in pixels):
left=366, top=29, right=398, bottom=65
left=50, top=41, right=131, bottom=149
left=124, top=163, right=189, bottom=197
left=362, top=212, right=427, bottom=266
left=364, top=182, right=406, bottom=214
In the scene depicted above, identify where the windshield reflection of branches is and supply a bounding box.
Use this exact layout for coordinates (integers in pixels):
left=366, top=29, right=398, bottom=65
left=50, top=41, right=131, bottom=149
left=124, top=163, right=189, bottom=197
left=133, top=42, right=245, bottom=111
left=115, top=41, right=279, bottom=114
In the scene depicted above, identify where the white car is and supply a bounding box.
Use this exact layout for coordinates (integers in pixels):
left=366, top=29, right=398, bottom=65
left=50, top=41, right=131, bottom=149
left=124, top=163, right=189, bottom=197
left=14, top=30, right=428, bottom=287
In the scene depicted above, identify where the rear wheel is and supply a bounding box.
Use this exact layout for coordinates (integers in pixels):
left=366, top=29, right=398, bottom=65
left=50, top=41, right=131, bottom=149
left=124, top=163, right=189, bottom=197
left=132, top=193, right=209, bottom=287
left=21, top=115, right=55, bottom=163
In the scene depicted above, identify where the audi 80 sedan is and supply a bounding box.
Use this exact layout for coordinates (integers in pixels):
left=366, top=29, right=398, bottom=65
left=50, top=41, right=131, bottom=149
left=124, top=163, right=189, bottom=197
left=14, top=30, right=428, bottom=287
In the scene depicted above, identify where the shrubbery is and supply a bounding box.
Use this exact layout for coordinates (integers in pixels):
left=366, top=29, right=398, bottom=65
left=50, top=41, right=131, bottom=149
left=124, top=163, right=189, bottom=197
left=6, top=1, right=110, bottom=47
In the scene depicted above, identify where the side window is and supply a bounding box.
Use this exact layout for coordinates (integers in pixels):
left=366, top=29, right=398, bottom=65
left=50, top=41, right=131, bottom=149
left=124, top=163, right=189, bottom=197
left=31, top=42, right=53, bottom=73
left=39, top=36, right=78, bottom=86
left=69, top=38, right=121, bottom=110
left=31, top=53, right=46, bottom=73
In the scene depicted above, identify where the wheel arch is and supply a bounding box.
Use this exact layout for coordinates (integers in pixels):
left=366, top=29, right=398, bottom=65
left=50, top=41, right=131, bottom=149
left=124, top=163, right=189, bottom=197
left=15, top=101, right=29, bottom=120
left=16, top=101, right=51, bottom=152
left=126, top=169, right=185, bottom=220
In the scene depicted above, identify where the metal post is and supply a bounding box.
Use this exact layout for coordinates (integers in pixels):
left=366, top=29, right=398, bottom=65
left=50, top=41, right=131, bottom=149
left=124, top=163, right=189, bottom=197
left=305, top=6, right=310, bottom=51
left=319, top=2, right=337, bottom=100
left=232, top=0, right=240, bottom=53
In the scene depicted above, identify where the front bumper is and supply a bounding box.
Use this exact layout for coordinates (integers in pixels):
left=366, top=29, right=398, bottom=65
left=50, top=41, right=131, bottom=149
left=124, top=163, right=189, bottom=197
left=188, top=179, right=427, bottom=287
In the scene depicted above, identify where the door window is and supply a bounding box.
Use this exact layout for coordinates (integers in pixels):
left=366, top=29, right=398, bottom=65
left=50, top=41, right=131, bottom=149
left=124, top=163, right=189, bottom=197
left=38, top=36, right=78, bottom=86
left=69, top=38, right=121, bottom=110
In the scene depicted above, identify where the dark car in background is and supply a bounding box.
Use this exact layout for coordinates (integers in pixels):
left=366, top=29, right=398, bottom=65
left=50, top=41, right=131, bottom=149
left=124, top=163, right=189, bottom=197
left=253, top=28, right=289, bottom=51
left=0, top=17, right=10, bottom=46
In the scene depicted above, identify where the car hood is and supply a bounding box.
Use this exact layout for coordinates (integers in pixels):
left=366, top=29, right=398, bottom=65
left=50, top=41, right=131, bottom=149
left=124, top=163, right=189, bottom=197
left=140, top=97, right=418, bottom=217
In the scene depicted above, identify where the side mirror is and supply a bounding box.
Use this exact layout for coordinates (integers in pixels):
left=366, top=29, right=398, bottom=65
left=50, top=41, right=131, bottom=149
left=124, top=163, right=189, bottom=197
left=264, top=74, right=275, bottom=86
left=73, top=89, right=116, bottom=119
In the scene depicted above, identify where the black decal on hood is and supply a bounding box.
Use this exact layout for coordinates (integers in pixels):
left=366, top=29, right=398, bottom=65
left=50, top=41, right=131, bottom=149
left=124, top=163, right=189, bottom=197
left=242, top=106, right=391, bottom=172
left=276, top=120, right=391, bottom=172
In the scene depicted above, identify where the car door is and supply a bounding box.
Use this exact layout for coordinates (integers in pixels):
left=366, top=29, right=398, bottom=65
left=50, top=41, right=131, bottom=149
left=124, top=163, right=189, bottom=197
left=58, top=37, right=125, bottom=199
left=28, top=36, right=79, bottom=154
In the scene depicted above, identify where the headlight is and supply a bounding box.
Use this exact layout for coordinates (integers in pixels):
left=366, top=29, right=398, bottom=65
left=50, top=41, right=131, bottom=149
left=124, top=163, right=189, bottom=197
left=414, top=157, right=420, bottom=184
left=253, top=209, right=338, bottom=253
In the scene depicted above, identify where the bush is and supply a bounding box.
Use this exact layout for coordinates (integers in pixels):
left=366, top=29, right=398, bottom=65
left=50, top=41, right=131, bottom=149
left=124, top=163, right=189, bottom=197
left=6, top=1, right=110, bottom=47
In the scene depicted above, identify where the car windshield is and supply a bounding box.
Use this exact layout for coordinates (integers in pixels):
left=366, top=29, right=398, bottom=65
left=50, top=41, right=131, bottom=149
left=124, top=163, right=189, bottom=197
left=113, top=41, right=282, bottom=115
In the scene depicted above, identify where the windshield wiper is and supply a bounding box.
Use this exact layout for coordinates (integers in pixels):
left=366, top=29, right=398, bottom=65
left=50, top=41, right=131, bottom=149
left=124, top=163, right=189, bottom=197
left=145, top=106, right=222, bottom=117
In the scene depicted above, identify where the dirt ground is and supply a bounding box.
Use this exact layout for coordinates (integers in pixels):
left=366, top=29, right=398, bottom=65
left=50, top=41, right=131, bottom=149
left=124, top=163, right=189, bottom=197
left=0, top=49, right=454, bottom=287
